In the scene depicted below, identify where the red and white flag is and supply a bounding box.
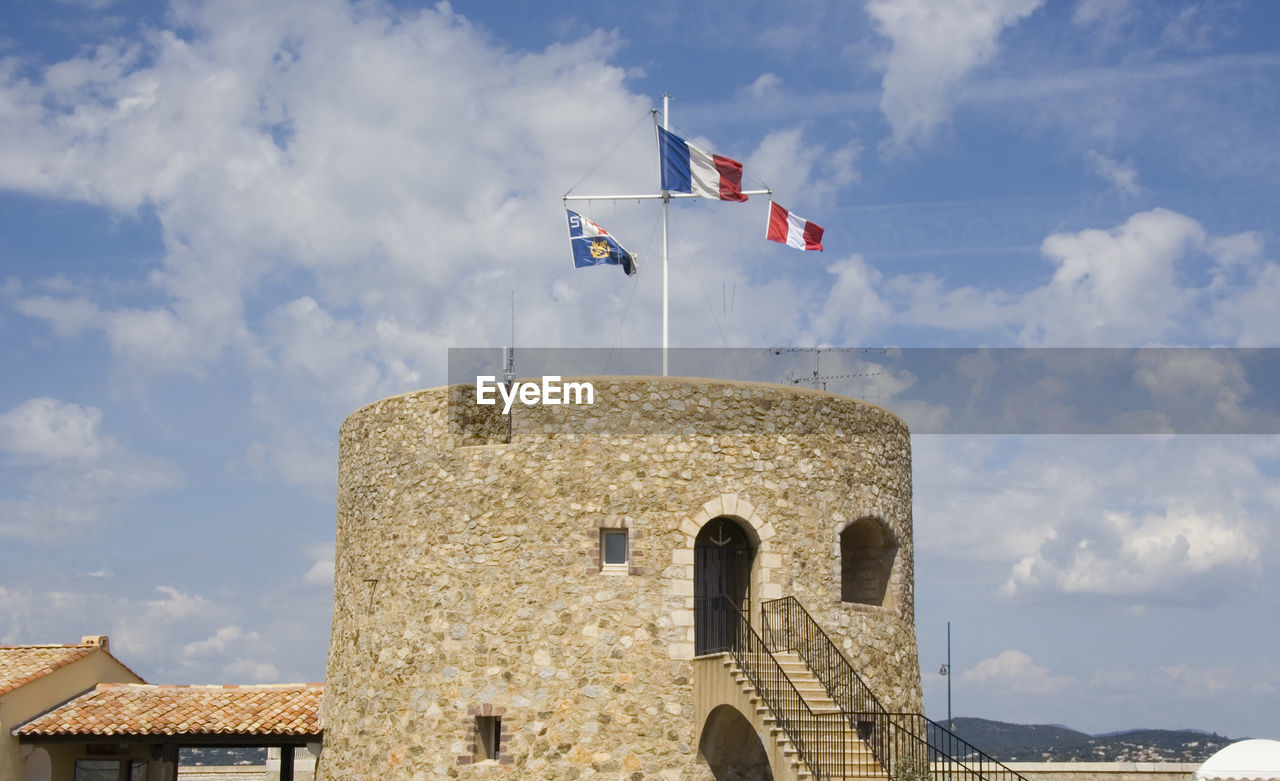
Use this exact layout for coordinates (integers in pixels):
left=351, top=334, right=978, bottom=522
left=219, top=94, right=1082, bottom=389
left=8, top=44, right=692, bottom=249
left=766, top=202, right=824, bottom=251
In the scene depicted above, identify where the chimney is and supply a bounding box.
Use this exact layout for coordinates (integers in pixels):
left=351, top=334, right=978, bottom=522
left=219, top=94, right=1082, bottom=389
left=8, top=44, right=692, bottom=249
left=80, top=635, right=109, bottom=651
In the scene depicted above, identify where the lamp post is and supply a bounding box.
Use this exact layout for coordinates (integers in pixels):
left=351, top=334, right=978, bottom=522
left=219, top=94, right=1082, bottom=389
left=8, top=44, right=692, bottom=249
left=938, top=621, right=952, bottom=732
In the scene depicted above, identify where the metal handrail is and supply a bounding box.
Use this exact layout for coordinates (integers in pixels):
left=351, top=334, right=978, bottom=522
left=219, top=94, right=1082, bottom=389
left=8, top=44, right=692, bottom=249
left=760, top=596, right=889, bottom=717
left=761, top=596, right=1032, bottom=781
left=696, top=595, right=864, bottom=780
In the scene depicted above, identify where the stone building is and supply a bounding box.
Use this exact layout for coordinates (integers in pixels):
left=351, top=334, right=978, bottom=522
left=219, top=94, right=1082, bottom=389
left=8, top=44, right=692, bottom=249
left=318, top=377, right=923, bottom=780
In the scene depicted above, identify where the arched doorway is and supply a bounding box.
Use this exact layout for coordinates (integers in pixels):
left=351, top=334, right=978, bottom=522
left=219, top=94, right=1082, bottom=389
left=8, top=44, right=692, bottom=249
left=699, top=704, right=775, bottom=780
left=695, top=516, right=757, bottom=654
left=22, top=747, right=51, bottom=781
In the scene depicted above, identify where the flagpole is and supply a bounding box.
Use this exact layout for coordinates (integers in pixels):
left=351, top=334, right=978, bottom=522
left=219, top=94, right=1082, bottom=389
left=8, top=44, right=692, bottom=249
left=662, top=93, right=670, bottom=377
left=563, top=95, right=770, bottom=379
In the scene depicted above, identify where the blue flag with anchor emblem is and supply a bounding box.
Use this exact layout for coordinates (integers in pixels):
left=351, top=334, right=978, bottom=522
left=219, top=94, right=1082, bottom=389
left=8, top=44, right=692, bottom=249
left=567, top=210, right=638, bottom=277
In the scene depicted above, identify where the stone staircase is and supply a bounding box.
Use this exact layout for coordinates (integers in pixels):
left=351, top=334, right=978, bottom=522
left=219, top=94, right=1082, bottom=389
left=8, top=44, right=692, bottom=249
left=698, top=594, right=1031, bottom=781
left=715, top=653, right=890, bottom=781
left=756, top=596, right=1034, bottom=781
left=772, top=652, right=889, bottom=780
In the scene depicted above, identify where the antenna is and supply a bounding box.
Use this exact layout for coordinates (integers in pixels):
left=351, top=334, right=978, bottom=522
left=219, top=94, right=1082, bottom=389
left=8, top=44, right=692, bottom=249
left=772, top=347, right=881, bottom=392
left=503, top=291, right=515, bottom=444
left=503, top=290, right=516, bottom=386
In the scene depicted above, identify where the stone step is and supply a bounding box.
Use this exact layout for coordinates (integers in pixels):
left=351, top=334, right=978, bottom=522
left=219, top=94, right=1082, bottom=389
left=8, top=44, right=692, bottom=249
left=723, top=651, right=893, bottom=781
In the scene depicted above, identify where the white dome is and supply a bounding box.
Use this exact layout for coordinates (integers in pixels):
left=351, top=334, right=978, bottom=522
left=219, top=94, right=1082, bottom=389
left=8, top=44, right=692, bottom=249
left=1196, top=740, right=1280, bottom=781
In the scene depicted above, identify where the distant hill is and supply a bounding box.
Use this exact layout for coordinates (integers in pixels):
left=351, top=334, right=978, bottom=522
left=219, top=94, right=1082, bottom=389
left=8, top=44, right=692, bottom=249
left=947, top=717, right=1237, bottom=762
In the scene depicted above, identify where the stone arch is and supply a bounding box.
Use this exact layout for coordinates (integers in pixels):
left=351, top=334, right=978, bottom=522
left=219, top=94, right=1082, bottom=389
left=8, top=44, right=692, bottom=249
left=839, top=516, right=899, bottom=607
left=681, top=495, right=771, bottom=550
left=671, top=495, right=781, bottom=659
left=698, top=704, right=775, bottom=780
left=22, top=747, right=51, bottom=781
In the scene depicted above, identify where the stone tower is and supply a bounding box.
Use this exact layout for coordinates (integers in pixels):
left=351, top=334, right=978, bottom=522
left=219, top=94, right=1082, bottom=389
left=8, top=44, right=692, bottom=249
left=319, top=377, right=921, bottom=780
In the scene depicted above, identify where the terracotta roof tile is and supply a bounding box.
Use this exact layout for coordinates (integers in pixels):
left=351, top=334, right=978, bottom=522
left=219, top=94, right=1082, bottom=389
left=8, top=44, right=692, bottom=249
left=14, top=683, right=323, bottom=738
left=0, top=645, right=97, bottom=696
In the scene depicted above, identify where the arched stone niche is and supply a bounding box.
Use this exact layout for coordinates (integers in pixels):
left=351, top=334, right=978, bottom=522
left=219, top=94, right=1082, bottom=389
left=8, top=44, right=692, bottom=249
left=840, top=517, right=899, bottom=608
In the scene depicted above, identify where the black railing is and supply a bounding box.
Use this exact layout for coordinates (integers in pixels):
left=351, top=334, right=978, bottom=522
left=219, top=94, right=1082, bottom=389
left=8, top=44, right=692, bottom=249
left=761, top=596, right=889, bottom=717
left=762, top=596, right=1031, bottom=781
left=697, top=596, right=866, bottom=780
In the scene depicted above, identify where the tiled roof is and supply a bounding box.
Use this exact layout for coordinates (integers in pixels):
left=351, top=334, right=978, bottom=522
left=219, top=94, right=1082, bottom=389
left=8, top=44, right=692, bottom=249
left=15, top=683, right=323, bottom=738
left=0, top=645, right=98, bottom=696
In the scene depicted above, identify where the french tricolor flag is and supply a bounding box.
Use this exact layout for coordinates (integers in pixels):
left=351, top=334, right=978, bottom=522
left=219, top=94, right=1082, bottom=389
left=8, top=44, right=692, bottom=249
left=766, top=202, right=824, bottom=251
left=658, top=126, right=749, bottom=202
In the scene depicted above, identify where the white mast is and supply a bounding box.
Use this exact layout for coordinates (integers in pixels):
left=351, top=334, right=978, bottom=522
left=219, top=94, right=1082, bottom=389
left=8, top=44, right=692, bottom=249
left=661, top=94, right=670, bottom=377
left=564, top=94, right=770, bottom=376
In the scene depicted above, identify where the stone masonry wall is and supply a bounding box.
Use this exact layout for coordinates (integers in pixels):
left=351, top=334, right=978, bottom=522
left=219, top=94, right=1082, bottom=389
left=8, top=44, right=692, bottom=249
left=319, top=377, right=922, bottom=780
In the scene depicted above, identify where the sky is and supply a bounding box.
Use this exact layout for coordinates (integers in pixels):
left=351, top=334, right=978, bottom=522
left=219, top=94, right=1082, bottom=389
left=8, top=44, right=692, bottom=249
left=1, top=0, right=1278, bottom=741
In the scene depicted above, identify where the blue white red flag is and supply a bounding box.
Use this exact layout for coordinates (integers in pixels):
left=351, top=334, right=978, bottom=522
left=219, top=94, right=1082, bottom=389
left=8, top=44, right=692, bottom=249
left=567, top=210, right=638, bottom=276
left=658, top=126, right=749, bottom=202
left=766, top=202, right=824, bottom=251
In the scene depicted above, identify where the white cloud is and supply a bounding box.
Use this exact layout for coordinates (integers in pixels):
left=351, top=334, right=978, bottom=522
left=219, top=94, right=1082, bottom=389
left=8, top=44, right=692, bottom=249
left=222, top=658, right=281, bottom=683
left=103, top=307, right=209, bottom=374
left=14, top=296, right=102, bottom=338
left=808, top=254, right=890, bottom=343
left=1019, top=208, right=1205, bottom=346
left=0, top=0, right=663, bottom=487
left=0, top=397, right=179, bottom=540
left=242, top=429, right=335, bottom=494
left=53, top=0, right=119, bottom=9
left=890, top=273, right=1018, bottom=335
left=1208, top=231, right=1264, bottom=268
left=1085, top=150, right=1141, bottom=196
left=1216, top=262, right=1280, bottom=346
left=1089, top=660, right=1280, bottom=701
left=744, top=73, right=783, bottom=100
left=867, top=0, right=1044, bottom=153
left=1131, top=349, right=1273, bottom=433
left=0, top=574, right=329, bottom=683
left=877, top=207, right=1280, bottom=348
left=0, top=397, right=106, bottom=463
left=1003, top=506, right=1260, bottom=601
left=0, top=0, right=646, bottom=368
left=265, top=296, right=382, bottom=409
left=1202, top=231, right=1280, bottom=346
left=916, top=435, right=1276, bottom=606
left=109, top=586, right=223, bottom=662
left=746, top=128, right=860, bottom=205
left=183, top=625, right=249, bottom=657
left=302, top=543, right=335, bottom=586
left=1161, top=3, right=1233, bottom=52
left=962, top=649, right=1073, bottom=695
left=1073, top=0, right=1131, bottom=27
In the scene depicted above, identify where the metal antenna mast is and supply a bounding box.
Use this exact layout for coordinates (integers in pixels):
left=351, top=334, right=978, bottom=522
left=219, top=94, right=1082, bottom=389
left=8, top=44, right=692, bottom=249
left=565, top=95, right=770, bottom=376
left=773, top=347, right=881, bottom=392
left=503, top=290, right=515, bottom=386
left=503, top=290, right=516, bottom=443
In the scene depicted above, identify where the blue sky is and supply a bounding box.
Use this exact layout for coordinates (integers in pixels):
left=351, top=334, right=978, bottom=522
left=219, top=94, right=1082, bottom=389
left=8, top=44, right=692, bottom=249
left=1, top=0, right=1278, bottom=739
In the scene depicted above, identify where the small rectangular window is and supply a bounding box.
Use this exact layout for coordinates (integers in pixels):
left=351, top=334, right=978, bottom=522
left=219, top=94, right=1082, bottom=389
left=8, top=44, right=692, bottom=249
left=601, top=529, right=628, bottom=566
left=476, top=715, right=501, bottom=760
